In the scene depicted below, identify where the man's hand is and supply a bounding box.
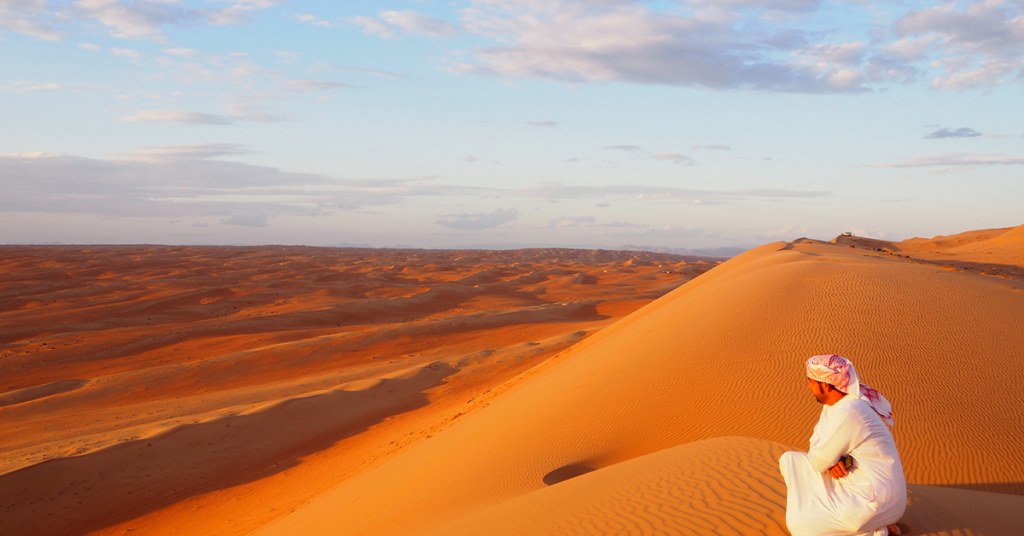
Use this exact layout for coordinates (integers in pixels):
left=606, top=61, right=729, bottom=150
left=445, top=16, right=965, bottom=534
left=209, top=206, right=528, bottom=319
left=828, top=457, right=849, bottom=479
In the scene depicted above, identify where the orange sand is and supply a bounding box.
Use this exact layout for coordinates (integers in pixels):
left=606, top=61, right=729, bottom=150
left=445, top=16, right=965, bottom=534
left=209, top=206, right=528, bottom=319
left=4, top=224, right=1024, bottom=536
left=253, top=226, right=1024, bottom=536
left=433, top=437, right=1023, bottom=536
left=0, top=246, right=714, bottom=536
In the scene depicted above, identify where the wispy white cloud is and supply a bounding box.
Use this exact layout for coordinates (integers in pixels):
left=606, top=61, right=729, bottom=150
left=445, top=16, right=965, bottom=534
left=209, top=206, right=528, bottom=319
left=289, top=13, right=335, bottom=28
left=73, top=0, right=191, bottom=41
left=203, top=0, right=280, bottom=27
left=526, top=120, right=558, bottom=127
left=881, top=36, right=937, bottom=62
left=602, top=146, right=698, bottom=165
left=692, top=144, right=731, bottom=151
left=538, top=215, right=595, bottom=228
left=651, top=153, right=698, bottom=166
left=893, top=0, right=1024, bottom=90
left=848, top=227, right=890, bottom=239
left=640, top=225, right=704, bottom=238
left=0, top=0, right=277, bottom=42
left=436, top=208, right=519, bottom=230
left=0, top=150, right=352, bottom=221
left=163, top=47, right=200, bottom=57
left=73, top=0, right=277, bottom=41
left=0, top=149, right=448, bottom=232
left=221, top=95, right=288, bottom=123
left=317, top=64, right=407, bottom=79
left=429, top=0, right=1022, bottom=93
left=447, top=1, right=875, bottom=93
left=350, top=10, right=459, bottom=39
left=924, top=127, right=982, bottom=139
left=594, top=220, right=646, bottom=228
left=120, top=109, right=236, bottom=125
left=0, top=150, right=830, bottom=228
left=794, top=42, right=867, bottom=67
left=155, top=51, right=278, bottom=87
left=860, top=152, right=1024, bottom=168
left=123, top=143, right=253, bottom=161
left=282, top=79, right=360, bottom=92
left=765, top=225, right=810, bottom=238
left=17, top=82, right=62, bottom=92
left=222, top=212, right=269, bottom=227
left=517, top=184, right=827, bottom=203
left=109, top=46, right=143, bottom=59
left=0, top=0, right=63, bottom=40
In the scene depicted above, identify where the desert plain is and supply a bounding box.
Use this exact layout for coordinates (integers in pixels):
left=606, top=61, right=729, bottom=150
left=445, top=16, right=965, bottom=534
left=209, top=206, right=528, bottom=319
left=2, top=226, right=1024, bottom=536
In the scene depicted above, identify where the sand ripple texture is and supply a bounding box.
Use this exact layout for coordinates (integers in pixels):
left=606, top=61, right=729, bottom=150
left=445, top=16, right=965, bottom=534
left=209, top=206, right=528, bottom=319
left=255, top=234, right=1024, bottom=536
left=430, top=437, right=1024, bottom=536
left=432, top=437, right=792, bottom=536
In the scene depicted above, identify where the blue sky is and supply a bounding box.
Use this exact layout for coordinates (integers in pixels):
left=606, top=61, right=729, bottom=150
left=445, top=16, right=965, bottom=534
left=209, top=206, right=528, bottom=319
left=1, top=0, right=1022, bottom=248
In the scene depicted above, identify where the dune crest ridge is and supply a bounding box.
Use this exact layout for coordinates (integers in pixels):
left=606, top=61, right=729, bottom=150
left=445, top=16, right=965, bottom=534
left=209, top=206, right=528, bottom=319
left=256, top=230, right=1024, bottom=536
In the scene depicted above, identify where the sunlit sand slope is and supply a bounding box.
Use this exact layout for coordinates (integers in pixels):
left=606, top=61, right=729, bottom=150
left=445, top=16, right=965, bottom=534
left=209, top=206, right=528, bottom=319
left=899, top=224, right=1024, bottom=265
left=432, top=437, right=1024, bottom=536
left=836, top=223, right=1024, bottom=279
left=432, top=437, right=792, bottom=536
left=256, top=236, right=1024, bottom=536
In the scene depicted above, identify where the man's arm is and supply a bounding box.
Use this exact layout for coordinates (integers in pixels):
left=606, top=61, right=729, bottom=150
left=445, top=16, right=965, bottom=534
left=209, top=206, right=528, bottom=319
left=808, top=409, right=860, bottom=474
left=809, top=451, right=841, bottom=473
left=827, top=457, right=849, bottom=479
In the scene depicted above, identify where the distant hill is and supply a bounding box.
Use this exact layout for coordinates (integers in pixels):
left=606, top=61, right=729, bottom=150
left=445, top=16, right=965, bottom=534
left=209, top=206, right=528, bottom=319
left=325, top=241, right=374, bottom=248
left=616, top=244, right=750, bottom=258
left=323, top=242, right=746, bottom=259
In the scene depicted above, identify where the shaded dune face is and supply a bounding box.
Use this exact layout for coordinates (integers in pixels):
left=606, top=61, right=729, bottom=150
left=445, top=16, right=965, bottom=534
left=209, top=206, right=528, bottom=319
left=0, top=245, right=714, bottom=536
left=254, top=234, right=1024, bottom=536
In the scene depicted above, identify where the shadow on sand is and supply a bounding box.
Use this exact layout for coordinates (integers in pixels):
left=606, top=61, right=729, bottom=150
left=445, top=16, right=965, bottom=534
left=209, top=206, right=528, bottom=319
left=0, top=363, right=457, bottom=536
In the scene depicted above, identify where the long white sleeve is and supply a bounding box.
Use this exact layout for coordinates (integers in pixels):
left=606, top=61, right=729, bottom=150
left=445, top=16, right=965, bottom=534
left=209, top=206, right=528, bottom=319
left=808, top=402, right=865, bottom=473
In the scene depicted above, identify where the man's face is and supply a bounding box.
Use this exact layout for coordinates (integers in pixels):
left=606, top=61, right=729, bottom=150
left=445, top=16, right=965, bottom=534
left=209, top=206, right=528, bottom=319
left=807, top=377, right=829, bottom=404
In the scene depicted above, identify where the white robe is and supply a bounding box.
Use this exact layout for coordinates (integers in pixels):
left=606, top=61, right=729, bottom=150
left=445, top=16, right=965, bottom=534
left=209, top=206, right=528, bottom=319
left=779, top=396, right=907, bottom=536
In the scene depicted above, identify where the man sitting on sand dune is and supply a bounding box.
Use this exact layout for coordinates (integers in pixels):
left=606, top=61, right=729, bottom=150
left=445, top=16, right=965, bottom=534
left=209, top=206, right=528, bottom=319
left=780, top=355, right=906, bottom=536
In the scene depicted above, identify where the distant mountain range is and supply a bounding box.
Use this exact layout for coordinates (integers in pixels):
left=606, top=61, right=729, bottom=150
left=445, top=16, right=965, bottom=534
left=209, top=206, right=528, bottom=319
left=322, top=242, right=750, bottom=258
left=616, top=244, right=751, bottom=258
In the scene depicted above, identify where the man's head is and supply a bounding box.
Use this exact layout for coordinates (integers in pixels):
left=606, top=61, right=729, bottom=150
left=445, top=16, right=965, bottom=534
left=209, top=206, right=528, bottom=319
left=805, top=354, right=851, bottom=406
left=807, top=377, right=845, bottom=405
left=806, top=354, right=852, bottom=392
left=803, top=354, right=896, bottom=426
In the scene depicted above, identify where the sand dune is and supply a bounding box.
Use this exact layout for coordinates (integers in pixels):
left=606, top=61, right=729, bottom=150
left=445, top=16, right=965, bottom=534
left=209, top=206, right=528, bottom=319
left=0, top=246, right=712, bottom=536
left=5, top=226, right=1023, bottom=536
left=432, top=437, right=1024, bottom=536
left=256, top=227, right=1024, bottom=536
left=836, top=225, right=1024, bottom=279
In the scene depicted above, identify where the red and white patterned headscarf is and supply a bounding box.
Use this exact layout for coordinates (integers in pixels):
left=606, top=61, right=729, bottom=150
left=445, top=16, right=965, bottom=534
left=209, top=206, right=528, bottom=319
left=806, top=354, right=894, bottom=427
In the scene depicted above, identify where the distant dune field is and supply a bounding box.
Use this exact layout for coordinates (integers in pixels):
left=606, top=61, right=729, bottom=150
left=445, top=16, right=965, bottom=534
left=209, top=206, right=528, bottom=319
left=0, top=246, right=715, bottom=536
